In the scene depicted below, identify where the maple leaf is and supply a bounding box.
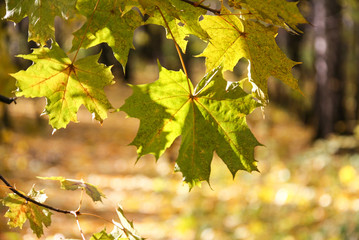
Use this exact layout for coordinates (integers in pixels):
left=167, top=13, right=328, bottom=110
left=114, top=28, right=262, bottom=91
left=11, top=43, right=114, bottom=130
left=111, top=204, right=144, bottom=240
left=72, top=0, right=144, bottom=69
left=121, top=64, right=260, bottom=187
left=199, top=11, right=301, bottom=102
left=90, top=204, right=144, bottom=240
left=2, top=187, right=52, bottom=238
left=228, top=0, right=307, bottom=33
left=133, top=0, right=209, bottom=52
left=3, top=0, right=76, bottom=44
left=90, top=230, right=115, bottom=240
left=38, top=176, right=106, bottom=202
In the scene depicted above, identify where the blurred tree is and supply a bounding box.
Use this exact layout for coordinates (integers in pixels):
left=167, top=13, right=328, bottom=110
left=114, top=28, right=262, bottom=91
left=341, top=0, right=359, bottom=133
left=0, top=23, right=16, bottom=129
left=312, top=0, right=345, bottom=138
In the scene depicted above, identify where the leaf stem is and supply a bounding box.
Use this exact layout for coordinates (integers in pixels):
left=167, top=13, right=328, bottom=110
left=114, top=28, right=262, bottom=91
left=155, top=6, right=193, bottom=96
left=179, top=0, right=221, bottom=15
left=76, top=187, right=85, bottom=212
left=71, top=0, right=101, bottom=64
left=0, top=174, right=72, bottom=214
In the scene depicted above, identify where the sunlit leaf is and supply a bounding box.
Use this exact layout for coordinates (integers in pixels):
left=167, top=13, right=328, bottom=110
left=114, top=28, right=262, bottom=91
left=111, top=204, right=144, bottom=240
left=90, top=230, right=115, bottom=240
left=11, top=43, right=114, bottom=129
left=199, top=9, right=301, bottom=102
left=121, top=63, right=260, bottom=188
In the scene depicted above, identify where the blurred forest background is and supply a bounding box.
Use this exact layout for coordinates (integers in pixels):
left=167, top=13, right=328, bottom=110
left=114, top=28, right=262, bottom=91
left=1, top=0, right=359, bottom=239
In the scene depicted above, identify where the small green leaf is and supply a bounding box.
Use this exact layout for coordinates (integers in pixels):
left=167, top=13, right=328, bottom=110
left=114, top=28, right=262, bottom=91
left=111, top=204, right=144, bottom=240
left=121, top=63, right=261, bottom=188
left=11, top=43, right=114, bottom=129
left=90, top=230, right=115, bottom=240
left=2, top=186, right=52, bottom=238
left=38, top=176, right=106, bottom=202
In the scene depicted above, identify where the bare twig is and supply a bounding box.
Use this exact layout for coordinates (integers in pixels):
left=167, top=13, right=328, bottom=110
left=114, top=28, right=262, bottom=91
left=0, top=95, right=17, bottom=104
left=81, top=212, right=113, bottom=224
left=0, top=174, right=72, bottom=214
left=73, top=211, right=86, bottom=240
left=179, top=0, right=221, bottom=15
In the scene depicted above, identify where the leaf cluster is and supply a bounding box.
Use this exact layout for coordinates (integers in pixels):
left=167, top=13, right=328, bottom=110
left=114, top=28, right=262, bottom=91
left=3, top=0, right=306, bottom=188
left=1, top=0, right=306, bottom=238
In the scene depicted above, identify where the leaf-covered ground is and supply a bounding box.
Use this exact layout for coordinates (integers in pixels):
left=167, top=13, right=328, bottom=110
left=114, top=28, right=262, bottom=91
left=1, top=81, right=359, bottom=240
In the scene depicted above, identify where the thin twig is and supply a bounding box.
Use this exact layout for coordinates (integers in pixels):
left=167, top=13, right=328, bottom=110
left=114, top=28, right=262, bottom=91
left=73, top=212, right=86, bottom=240
left=0, top=174, right=72, bottom=214
left=179, top=0, right=221, bottom=15
left=156, top=6, right=193, bottom=96
left=0, top=95, right=17, bottom=104
left=80, top=212, right=113, bottom=224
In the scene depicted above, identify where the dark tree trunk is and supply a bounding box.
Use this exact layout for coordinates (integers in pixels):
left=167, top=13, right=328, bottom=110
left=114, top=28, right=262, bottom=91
left=313, top=0, right=345, bottom=138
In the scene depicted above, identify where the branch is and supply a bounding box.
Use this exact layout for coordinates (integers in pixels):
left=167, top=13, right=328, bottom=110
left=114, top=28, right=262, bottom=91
left=0, top=174, right=72, bottom=215
left=179, top=0, right=221, bottom=15
left=0, top=95, right=17, bottom=104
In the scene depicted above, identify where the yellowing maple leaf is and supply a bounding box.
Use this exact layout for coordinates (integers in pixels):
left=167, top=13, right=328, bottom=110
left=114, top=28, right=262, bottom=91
left=199, top=11, right=301, bottom=102
left=11, top=43, right=114, bottom=129
left=2, top=187, right=52, bottom=238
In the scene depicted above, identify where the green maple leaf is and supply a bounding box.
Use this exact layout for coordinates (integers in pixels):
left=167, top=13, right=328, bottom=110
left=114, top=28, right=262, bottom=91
left=111, top=204, right=144, bottom=240
left=133, top=0, right=209, bottom=52
left=228, top=0, right=307, bottom=33
left=121, top=63, right=260, bottom=187
left=11, top=43, right=114, bottom=130
left=3, top=0, right=76, bottom=44
left=72, top=0, right=143, bottom=69
left=90, top=230, right=115, bottom=240
left=91, top=204, right=144, bottom=240
left=199, top=11, right=300, bottom=102
left=38, top=176, right=106, bottom=202
left=2, top=187, right=52, bottom=238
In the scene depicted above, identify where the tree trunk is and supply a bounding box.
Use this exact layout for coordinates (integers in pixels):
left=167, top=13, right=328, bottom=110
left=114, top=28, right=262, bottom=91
left=313, top=0, right=345, bottom=138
